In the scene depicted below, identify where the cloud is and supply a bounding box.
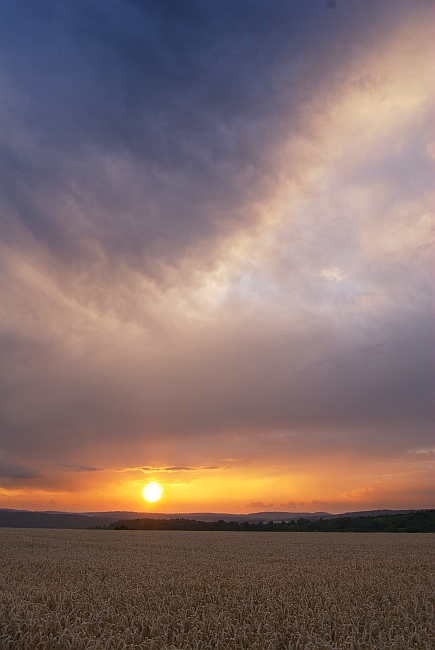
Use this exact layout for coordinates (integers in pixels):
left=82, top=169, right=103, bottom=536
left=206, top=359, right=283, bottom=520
left=0, top=451, right=39, bottom=479
left=341, top=487, right=379, bottom=500
left=317, top=267, right=348, bottom=282
left=1, top=0, right=418, bottom=276
left=0, top=0, right=433, bottom=509
left=393, top=449, right=435, bottom=463
left=116, top=466, right=220, bottom=473
left=61, top=464, right=102, bottom=472
left=246, top=502, right=275, bottom=510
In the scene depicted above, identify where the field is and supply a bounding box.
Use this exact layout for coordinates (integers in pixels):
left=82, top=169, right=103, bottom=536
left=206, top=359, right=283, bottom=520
left=0, top=530, right=433, bottom=649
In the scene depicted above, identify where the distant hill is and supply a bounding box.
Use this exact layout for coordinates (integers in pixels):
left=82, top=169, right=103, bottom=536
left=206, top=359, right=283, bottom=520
left=0, top=509, right=119, bottom=529
left=0, top=507, right=429, bottom=529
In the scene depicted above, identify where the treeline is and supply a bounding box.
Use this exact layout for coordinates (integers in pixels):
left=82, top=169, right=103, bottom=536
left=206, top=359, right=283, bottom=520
left=107, top=509, right=435, bottom=533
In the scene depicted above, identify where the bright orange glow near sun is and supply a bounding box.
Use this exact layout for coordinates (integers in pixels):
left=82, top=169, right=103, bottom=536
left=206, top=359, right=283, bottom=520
left=142, top=482, right=163, bottom=503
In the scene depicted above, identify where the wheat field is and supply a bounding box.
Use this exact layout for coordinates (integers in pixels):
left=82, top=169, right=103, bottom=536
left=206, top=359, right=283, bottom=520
left=0, top=529, right=433, bottom=649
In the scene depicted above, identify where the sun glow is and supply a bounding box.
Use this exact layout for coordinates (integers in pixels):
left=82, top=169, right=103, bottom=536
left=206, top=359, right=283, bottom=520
left=142, top=482, right=163, bottom=503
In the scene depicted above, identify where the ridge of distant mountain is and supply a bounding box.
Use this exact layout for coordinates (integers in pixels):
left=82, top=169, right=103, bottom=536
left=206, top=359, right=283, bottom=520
left=0, top=507, right=427, bottom=529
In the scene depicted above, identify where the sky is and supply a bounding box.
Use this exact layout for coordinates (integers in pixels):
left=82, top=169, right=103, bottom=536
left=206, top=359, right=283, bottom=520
left=0, top=0, right=433, bottom=514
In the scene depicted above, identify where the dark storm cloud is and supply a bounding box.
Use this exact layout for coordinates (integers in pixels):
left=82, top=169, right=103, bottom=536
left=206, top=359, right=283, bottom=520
left=0, top=0, right=404, bottom=269
left=0, top=0, right=433, bottom=492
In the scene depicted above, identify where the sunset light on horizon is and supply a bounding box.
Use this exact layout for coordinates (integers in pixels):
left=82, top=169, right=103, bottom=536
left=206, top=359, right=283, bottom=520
left=0, top=0, right=433, bottom=516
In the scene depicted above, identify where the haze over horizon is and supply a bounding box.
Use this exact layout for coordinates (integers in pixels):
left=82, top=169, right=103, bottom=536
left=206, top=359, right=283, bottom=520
left=0, top=0, right=433, bottom=514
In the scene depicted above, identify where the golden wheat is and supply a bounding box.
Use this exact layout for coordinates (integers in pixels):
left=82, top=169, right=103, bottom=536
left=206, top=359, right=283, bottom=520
left=0, top=529, right=433, bottom=649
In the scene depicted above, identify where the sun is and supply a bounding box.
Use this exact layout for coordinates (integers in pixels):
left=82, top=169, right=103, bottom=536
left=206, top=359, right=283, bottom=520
left=142, top=482, right=163, bottom=503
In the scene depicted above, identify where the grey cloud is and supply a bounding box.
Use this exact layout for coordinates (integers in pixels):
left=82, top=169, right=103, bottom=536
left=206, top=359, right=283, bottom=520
left=61, top=464, right=102, bottom=472
left=117, top=466, right=220, bottom=473
left=0, top=0, right=433, bottom=481
left=0, top=278, right=433, bottom=466
left=398, top=451, right=434, bottom=462
left=0, top=0, right=409, bottom=274
left=1, top=302, right=432, bottom=464
left=0, top=451, right=39, bottom=479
